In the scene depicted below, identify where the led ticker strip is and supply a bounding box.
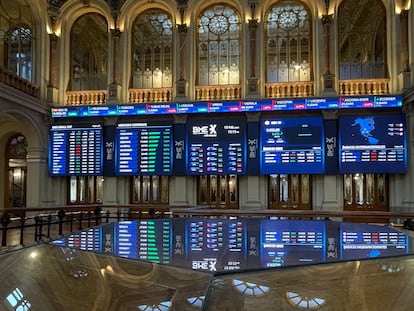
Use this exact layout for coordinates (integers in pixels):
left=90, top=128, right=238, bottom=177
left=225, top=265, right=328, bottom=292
left=51, top=95, right=402, bottom=118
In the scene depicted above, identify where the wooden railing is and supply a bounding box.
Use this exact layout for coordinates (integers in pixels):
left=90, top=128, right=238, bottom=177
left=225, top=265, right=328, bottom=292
left=265, top=81, right=314, bottom=98
left=0, top=67, right=40, bottom=98
left=195, top=84, right=242, bottom=101
left=66, top=90, right=107, bottom=105
left=129, top=88, right=173, bottom=103
left=339, top=78, right=390, bottom=95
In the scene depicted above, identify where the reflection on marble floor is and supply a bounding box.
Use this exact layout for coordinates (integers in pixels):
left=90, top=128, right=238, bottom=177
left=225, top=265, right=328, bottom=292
left=0, top=244, right=212, bottom=311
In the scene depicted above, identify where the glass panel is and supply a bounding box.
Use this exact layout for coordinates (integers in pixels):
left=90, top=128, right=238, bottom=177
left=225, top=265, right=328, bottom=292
left=71, top=13, right=108, bottom=90
left=338, top=0, right=386, bottom=79
left=70, top=176, right=77, bottom=203
left=229, top=175, right=237, bottom=203
left=265, top=1, right=310, bottom=83
left=354, top=174, right=364, bottom=205
left=220, top=176, right=227, bottom=203
left=344, top=174, right=353, bottom=204
left=132, top=9, right=173, bottom=88
left=291, top=174, right=299, bottom=204
left=197, top=4, right=240, bottom=86
left=210, top=175, right=217, bottom=203
left=200, top=176, right=208, bottom=204
left=280, top=174, right=288, bottom=203
left=152, top=176, right=159, bottom=202
left=270, top=175, right=278, bottom=203
left=161, top=176, right=168, bottom=203
left=8, top=170, right=13, bottom=206
left=87, top=177, right=95, bottom=203
left=301, top=175, right=310, bottom=204
left=378, top=174, right=386, bottom=204
left=142, top=176, right=150, bottom=203
left=366, top=174, right=374, bottom=204
left=78, top=177, right=86, bottom=203
left=96, top=176, right=103, bottom=204
left=133, top=176, right=141, bottom=203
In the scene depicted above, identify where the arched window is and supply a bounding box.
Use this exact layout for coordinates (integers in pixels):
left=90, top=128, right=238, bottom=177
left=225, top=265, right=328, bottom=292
left=265, top=1, right=311, bottom=83
left=0, top=0, right=34, bottom=81
left=132, top=9, right=173, bottom=89
left=70, top=13, right=108, bottom=91
left=338, top=0, right=386, bottom=79
left=197, top=4, right=241, bottom=86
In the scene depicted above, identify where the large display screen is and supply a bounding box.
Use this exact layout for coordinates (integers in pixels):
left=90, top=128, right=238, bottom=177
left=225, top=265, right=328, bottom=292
left=340, top=222, right=408, bottom=260
left=260, top=220, right=325, bottom=267
left=260, top=116, right=325, bottom=174
left=339, top=114, right=407, bottom=173
left=48, top=124, right=103, bottom=176
left=186, top=118, right=246, bottom=174
left=115, top=220, right=172, bottom=264
left=116, top=123, right=172, bottom=175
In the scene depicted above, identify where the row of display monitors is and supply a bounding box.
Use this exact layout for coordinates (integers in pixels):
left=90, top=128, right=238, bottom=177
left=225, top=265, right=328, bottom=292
left=50, top=219, right=410, bottom=272
left=48, top=113, right=407, bottom=176
left=50, top=95, right=402, bottom=118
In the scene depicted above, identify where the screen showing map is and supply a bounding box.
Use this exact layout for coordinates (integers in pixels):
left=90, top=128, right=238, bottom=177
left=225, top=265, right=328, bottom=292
left=339, top=114, right=406, bottom=173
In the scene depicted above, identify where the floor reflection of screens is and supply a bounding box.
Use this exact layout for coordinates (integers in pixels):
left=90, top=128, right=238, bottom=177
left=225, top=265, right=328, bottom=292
left=340, top=222, right=408, bottom=260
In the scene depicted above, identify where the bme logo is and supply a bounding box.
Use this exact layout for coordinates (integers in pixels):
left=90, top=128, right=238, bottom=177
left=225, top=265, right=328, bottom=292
left=192, top=259, right=217, bottom=271
left=192, top=124, right=218, bottom=137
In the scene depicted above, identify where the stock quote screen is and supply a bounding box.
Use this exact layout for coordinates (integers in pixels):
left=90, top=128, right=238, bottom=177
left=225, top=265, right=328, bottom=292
left=116, top=123, right=172, bottom=175
left=48, top=124, right=103, bottom=176
left=260, top=117, right=325, bottom=174
left=186, top=118, right=246, bottom=174
left=51, top=219, right=412, bottom=272
left=340, top=222, right=408, bottom=260
left=339, top=114, right=407, bottom=173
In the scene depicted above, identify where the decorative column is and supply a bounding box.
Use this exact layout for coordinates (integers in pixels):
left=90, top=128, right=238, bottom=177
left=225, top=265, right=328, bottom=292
left=47, top=2, right=60, bottom=105
left=247, top=19, right=259, bottom=97
left=321, top=13, right=335, bottom=95
left=176, top=24, right=188, bottom=99
left=399, top=9, right=410, bottom=89
left=108, top=28, right=122, bottom=103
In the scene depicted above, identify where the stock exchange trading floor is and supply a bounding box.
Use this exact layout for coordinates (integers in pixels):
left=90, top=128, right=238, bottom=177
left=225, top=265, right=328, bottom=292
left=1, top=218, right=414, bottom=311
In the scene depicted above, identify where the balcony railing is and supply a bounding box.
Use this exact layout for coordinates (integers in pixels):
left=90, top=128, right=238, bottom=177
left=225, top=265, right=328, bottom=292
left=129, top=88, right=173, bottom=103
left=339, top=79, right=390, bottom=95
left=66, top=90, right=107, bottom=105
left=0, top=67, right=39, bottom=98
left=265, top=81, right=314, bottom=98
left=195, top=84, right=242, bottom=101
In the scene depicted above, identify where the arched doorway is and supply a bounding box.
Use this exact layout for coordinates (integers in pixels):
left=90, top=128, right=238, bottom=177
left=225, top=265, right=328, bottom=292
left=5, top=134, right=27, bottom=208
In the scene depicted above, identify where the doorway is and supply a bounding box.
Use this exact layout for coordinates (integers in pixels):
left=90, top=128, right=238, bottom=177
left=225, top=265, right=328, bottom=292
left=6, top=134, right=27, bottom=208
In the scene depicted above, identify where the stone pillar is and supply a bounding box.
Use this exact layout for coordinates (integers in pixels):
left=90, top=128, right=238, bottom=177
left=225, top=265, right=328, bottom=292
left=247, top=19, right=259, bottom=97
left=176, top=24, right=188, bottom=99
left=321, top=14, right=336, bottom=95
left=26, top=147, right=47, bottom=207
left=47, top=33, right=59, bottom=105
left=108, top=28, right=122, bottom=103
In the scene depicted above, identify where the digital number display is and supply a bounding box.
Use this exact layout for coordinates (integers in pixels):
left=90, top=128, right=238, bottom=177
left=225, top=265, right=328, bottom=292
left=339, top=114, right=407, bottom=173
left=51, top=95, right=403, bottom=118
left=260, top=220, right=325, bottom=268
left=187, top=118, right=246, bottom=174
left=186, top=219, right=247, bottom=272
left=340, top=222, right=408, bottom=260
left=116, top=123, right=172, bottom=175
left=260, top=117, right=325, bottom=174
left=49, top=124, right=103, bottom=176
left=115, top=220, right=171, bottom=264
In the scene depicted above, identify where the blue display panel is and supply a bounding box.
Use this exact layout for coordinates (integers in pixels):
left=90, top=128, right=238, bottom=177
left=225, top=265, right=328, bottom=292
left=339, top=114, right=407, bottom=173
left=185, top=219, right=247, bottom=272
left=115, top=220, right=172, bottom=264
left=48, top=124, right=103, bottom=176
left=50, top=95, right=403, bottom=118
left=66, top=227, right=102, bottom=252
left=186, top=118, right=246, bottom=174
left=116, top=123, right=172, bottom=175
left=260, top=220, right=325, bottom=268
left=260, top=116, right=325, bottom=174
left=340, top=222, right=408, bottom=260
